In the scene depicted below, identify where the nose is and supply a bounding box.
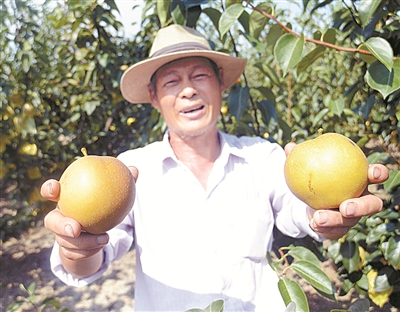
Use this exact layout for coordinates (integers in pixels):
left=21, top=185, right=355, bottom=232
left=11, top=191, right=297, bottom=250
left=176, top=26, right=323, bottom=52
left=179, top=78, right=197, bottom=99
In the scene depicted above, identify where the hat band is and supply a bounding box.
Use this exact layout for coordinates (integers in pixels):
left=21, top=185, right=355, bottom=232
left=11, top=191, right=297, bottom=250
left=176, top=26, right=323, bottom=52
left=150, top=42, right=211, bottom=58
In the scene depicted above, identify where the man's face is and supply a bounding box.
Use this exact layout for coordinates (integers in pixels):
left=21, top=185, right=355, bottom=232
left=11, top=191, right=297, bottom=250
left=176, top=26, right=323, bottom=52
left=149, top=57, right=224, bottom=139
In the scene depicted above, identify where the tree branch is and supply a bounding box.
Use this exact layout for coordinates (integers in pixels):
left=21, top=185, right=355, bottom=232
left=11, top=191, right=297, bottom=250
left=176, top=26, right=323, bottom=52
left=245, top=1, right=375, bottom=57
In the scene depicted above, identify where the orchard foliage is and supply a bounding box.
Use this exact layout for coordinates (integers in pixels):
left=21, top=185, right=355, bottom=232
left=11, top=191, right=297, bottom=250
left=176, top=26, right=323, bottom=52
left=1, top=0, right=399, bottom=310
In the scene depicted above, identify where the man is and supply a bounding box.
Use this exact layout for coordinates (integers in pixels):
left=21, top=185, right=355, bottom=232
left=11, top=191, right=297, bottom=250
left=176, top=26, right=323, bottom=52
left=41, top=25, right=389, bottom=311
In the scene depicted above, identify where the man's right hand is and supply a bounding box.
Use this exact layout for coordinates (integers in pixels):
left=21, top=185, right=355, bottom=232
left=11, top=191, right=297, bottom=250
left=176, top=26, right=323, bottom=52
left=41, top=179, right=109, bottom=277
left=41, top=166, right=138, bottom=277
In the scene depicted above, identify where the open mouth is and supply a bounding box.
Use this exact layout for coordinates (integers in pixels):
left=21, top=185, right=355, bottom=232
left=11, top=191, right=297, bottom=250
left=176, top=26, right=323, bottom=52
left=181, top=105, right=205, bottom=114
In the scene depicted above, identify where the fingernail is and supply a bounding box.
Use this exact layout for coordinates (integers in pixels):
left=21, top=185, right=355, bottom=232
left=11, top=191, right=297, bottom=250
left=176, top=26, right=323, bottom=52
left=373, top=166, right=381, bottom=179
left=65, top=224, right=74, bottom=237
left=47, top=182, right=53, bottom=196
left=316, top=211, right=328, bottom=225
left=97, top=234, right=108, bottom=245
left=346, top=202, right=357, bottom=216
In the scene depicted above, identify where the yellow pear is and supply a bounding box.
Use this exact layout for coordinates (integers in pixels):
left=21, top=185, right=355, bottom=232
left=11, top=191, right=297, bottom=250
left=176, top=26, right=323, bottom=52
left=58, top=150, right=135, bottom=234
left=284, top=133, right=369, bottom=210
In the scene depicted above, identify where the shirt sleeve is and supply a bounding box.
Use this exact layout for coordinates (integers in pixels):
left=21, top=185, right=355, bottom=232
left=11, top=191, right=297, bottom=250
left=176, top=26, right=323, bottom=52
left=265, top=143, right=322, bottom=241
left=49, top=211, right=134, bottom=287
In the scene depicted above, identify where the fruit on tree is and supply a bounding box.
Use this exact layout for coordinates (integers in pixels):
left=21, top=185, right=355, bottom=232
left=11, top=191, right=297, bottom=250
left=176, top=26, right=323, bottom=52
left=284, top=132, right=369, bottom=210
left=58, top=149, right=135, bottom=234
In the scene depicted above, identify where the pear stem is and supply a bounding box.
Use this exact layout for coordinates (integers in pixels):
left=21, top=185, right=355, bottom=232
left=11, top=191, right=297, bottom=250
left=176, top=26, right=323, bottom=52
left=81, top=148, right=88, bottom=157
left=317, top=128, right=324, bottom=136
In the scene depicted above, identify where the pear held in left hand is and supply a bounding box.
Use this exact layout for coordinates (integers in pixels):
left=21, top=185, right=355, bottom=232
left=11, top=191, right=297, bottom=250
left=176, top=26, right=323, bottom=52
left=284, top=133, right=369, bottom=210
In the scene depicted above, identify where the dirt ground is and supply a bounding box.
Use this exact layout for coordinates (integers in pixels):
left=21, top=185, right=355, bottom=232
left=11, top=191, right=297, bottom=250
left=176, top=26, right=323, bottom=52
left=0, top=226, right=398, bottom=312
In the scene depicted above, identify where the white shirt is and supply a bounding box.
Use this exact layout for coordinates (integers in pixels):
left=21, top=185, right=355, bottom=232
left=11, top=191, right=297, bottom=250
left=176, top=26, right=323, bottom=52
left=50, top=131, right=320, bottom=311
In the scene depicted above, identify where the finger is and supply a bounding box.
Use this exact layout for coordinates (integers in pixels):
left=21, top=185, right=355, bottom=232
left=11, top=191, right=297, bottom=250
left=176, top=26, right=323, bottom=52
left=284, top=142, right=297, bottom=156
left=61, top=246, right=104, bottom=261
left=339, top=193, right=383, bottom=218
left=40, top=179, right=60, bottom=202
left=56, top=232, right=108, bottom=261
left=129, top=166, right=139, bottom=183
left=44, top=209, right=82, bottom=238
left=368, top=164, right=389, bottom=184
left=312, top=209, right=360, bottom=228
left=310, top=224, right=351, bottom=240
left=56, top=232, right=109, bottom=250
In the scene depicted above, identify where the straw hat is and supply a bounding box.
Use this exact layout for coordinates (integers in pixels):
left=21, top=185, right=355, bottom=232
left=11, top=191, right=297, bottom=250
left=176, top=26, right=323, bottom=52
left=120, top=24, right=247, bottom=104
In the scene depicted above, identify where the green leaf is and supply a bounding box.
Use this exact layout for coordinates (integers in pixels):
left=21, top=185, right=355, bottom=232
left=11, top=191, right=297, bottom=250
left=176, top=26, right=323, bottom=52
left=365, top=214, right=384, bottom=227
left=328, top=240, right=342, bottom=262
left=365, top=58, right=400, bottom=99
left=41, top=297, right=61, bottom=309
left=203, top=299, right=224, bottom=312
left=287, top=246, right=320, bottom=267
left=171, top=4, right=185, bottom=25
left=238, top=9, right=249, bottom=34
left=340, top=241, right=360, bottom=273
left=367, top=223, right=396, bottom=245
left=26, top=282, right=36, bottom=295
left=97, top=53, right=109, bottom=68
left=249, top=3, right=271, bottom=39
left=218, top=4, right=244, bottom=38
left=254, top=62, right=280, bottom=86
left=311, top=107, right=329, bottom=128
left=182, top=0, right=209, bottom=9
left=381, top=236, right=400, bottom=269
left=278, top=277, right=309, bottom=312
left=266, top=24, right=284, bottom=52
left=105, top=0, right=119, bottom=13
left=374, top=268, right=393, bottom=292
left=358, top=96, right=375, bottom=119
left=202, top=8, right=221, bottom=31
left=290, top=260, right=336, bottom=295
left=6, top=300, right=25, bottom=312
left=274, top=33, right=304, bottom=76
left=278, top=118, right=292, bottom=144
left=225, top=0, right=242, bottom=7
left=257, top=100, right=277, bottom=132
left=359, top=0, right=381, bottom=27
left=157, top=0, right=171, bottom=27
left=363, top=37, right=393, bottom=71
left=20, top=50, right=34, bottom=73
left=228, top=85, right=249, bottom=120
left=347, top=298, right=371, bottom=312
left=321, top=28, right=336, bottom=44
left=344, top=82, right=360, bottom=106
left=341, top=278, right=355, bottom=294
left=356, top=274, right=369, bottom=292
left=358, top=43, right=377, bottom=64
left=329, top=97, right=344, bottom=117
left=383, top=170, right=400, bottom=193
left=256, top=86, right=276, bottom=103
left=302, top=0, right=311, bottom=12
left=296, top=46, right=325, bottom=75
left=75, top=48, right=90, bottom=61
left=186, top=299, right=224, bottom=312
left=84, top=100, right=100, bottom=116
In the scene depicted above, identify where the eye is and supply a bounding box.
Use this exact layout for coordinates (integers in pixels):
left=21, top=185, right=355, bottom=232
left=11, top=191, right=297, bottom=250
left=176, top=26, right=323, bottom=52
left=164, top=79, right=177, bottom=87
left=194, top=72, right=210, bottom=80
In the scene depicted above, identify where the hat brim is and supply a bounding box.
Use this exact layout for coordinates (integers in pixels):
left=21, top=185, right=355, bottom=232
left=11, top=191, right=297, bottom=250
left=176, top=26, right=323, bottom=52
left=120, top=50, right=247, bottom=104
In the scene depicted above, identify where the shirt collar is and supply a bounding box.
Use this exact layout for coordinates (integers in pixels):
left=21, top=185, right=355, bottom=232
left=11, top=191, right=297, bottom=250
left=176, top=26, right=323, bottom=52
left=159, top=130, right=247, bottom=166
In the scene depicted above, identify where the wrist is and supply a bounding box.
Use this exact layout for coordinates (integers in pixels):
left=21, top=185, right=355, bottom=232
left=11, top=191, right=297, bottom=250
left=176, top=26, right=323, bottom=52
left=59, top=247, right=104, bottom=278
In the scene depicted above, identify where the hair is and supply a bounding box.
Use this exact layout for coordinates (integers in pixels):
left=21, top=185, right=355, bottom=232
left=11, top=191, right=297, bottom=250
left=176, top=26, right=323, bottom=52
left=148, top=57, right=222, bottom=97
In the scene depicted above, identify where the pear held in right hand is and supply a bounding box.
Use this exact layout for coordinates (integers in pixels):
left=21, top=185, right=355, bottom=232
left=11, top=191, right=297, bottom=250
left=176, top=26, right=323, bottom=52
left=58, top=149, right=136, bottom=234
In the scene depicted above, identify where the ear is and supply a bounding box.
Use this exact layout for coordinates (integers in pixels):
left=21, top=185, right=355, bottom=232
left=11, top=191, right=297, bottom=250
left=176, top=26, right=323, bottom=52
left=219, top=68, right=227, bottom=93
